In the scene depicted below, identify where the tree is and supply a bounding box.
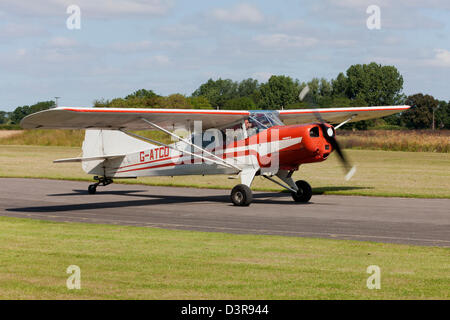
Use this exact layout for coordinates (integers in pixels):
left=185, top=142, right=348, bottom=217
left=237, top=78, right=259, bottom=99
left=298, top=78, right=334, bottom=107
left=125, top=89, right=158, bottom=99
left=164, top=94, right=192, bottom=108
left=192, top=79, right=238, bottom=109
left=331, top=72, right=348, bottom=97
left=344, top=62, right=404, bottom=106
left=0, top=111, right=10, bottom=124
left=187, top=96, right=212, bottom=109
left=10, top=101, right=55, bottom=124
left=402, top=94, right=438, bottom=129
left=435, top=100, right=450, bottom=129
left=319, top=78, right=332, bottom=98
left=223, top=97, right=257, bottom=110
left=259, top=75, right=300, bottom=109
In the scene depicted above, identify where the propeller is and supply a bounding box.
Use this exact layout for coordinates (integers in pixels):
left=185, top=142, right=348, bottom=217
left=299, top=86, right=356, bottom=181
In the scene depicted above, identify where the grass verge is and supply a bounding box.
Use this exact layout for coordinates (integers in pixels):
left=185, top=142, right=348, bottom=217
left=0, top=216, right=448, bottom=299
left=1, top=129, right=449, bottom=152
left=339, top=129, right=450, bottom=153
left=0, top=145, right=449, bottom=198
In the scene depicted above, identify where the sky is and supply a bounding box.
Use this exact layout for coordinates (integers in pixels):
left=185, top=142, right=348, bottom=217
left=0, top=0, right=449, bottom=111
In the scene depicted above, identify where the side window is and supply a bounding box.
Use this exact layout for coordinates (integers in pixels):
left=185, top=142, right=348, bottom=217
left=309, top=126, right=320, bottom=138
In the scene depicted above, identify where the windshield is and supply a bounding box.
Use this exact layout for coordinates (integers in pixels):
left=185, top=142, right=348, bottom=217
left=247, top=111, right=283, bottom=136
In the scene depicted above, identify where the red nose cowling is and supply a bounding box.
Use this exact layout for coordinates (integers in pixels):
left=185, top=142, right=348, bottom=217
left=260, top=124, right=333, bottom=171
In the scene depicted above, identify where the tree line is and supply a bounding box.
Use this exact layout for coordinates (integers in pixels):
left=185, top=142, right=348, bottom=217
left=2, top=62, right=449, bottom=130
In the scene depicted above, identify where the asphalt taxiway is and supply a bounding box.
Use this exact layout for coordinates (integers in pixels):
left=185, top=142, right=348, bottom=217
left=1, top=178, right=449, bottom=247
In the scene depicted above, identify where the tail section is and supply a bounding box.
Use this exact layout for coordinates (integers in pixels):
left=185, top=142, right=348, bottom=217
left=81, top=129, right=156, bottom=175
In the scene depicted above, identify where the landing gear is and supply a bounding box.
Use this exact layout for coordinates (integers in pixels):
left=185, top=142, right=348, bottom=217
left=88, top=176, right=113, bottom=194
left=230, top=184, right=253, bottom=206
left=291, top=180, right=312, bottom=203
left=88, top=184, right=97, bottom=194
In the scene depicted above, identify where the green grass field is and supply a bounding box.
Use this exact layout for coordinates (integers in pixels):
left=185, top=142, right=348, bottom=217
left=0, top=216, right=448, bottom=299
left=1, top=145, right=449, bottom=299
left=0, top=145, right=449, bottom=198
left=1, top=129, right=449, bottom=153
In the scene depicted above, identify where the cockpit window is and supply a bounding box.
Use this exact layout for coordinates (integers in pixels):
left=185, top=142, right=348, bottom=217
left=247, top=111, right=283, bottom=137
left=218, top=111, right=284, bottom=142
left=309, top=126, right=320, bottom=138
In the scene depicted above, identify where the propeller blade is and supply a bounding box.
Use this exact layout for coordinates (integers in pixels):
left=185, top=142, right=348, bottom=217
left=317, top=119, right=356, bottom=180
left=299, top=86, right=310, bottom=101
left=299, top=87, right=356, bottom=180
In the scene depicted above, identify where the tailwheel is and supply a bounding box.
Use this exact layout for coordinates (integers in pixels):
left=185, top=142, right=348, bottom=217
left=88, top=184, right=97, bottom=195
left=230, top=184, right=253, bottom=206
left=88, top=176, right=113, bottom=194
left=291, top=180, right=312, bottom=203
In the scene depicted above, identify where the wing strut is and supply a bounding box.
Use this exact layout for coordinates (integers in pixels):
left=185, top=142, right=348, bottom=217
left=333, top=115, right=356, bottom=130
left=262, top=175, right=297, bottom=193
left=120, top=129, right=240, bottom=172
left=140, top=118, right=242, bottom=172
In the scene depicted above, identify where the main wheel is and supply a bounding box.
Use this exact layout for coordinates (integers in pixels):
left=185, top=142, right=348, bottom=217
left=88, top=184, right=97, bottom=195
left=230, top=184, right=253, bottom=206
left=291, top=180, right=312, bottom=203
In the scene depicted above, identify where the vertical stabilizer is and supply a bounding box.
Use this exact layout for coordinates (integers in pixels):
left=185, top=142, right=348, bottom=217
left=81, top=129, right=156, bottom=174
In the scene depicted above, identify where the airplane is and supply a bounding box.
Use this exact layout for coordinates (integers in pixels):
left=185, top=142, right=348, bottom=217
left=21, top=104, right=410, bottom=206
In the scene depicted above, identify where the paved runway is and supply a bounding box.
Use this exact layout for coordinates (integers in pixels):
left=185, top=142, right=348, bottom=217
left=1, top=178, right=449, bottom=247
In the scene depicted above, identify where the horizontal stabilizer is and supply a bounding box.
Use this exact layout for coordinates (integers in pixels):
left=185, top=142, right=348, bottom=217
left=53, top=154, right=125, bottom=163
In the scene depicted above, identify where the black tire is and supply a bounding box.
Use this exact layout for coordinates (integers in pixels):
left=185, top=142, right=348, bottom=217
left=230, top=184, right=253, bottom=206
left=291, top=180, right=312, bottom=203
left=88, top=184, right=97, bottom=195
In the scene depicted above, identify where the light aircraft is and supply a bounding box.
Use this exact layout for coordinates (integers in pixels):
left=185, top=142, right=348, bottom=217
left=21, top=104, right=409, bottom=206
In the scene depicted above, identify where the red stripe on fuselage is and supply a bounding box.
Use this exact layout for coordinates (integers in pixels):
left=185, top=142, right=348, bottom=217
left=113, top=141, right=302, bottom=174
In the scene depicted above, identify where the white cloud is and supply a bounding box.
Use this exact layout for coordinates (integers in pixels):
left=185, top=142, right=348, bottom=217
left=426, top=49, right=450, bottom=67
left=16, top=48, right=27, bottom=57
left=253, top=33, right=318, bottom=49
left=153, top=55, right=170, bottom=65
left=0, top=0, right=173, bottom=18
left=0, top=23, right=47, bottom=40
left=327, top=0, right=450, bottom=10
left=211, top=3, right=264, bottom=24
left=47, top=36, right=78, bottom=48
left=110, top=40, right=153, bottom=54
left=109, top=40, right=181, bottom=54
left=252, top=72, right=273, bottom=82
left=159, top=24, right=207, bottom=38
left=134, top=55, right=171, bottom=68
left=275, top=19, right=306, bottom=33
left=0, top=37, right=100, bottom=76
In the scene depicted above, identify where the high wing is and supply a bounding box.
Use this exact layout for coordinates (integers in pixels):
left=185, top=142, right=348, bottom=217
left=278, top=106, right=410, bottom=125
left=20, top=105, right=410, bottom=131
left=20, top=107, right=250, bottom=131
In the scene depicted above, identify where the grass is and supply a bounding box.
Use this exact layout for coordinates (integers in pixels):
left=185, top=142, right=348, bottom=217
left=0, top=129, right=84, bottom=147
left=0, top=145, right=449, bottom=198
left=0, top=129, right=171, bottom=147
left=0, top=216, right=448, bottom=299
left=0, top=124, right=21, bottom=130
left=1, top=129, right=449, bottom=153
left=0, top=130, right=22, bottom=139
left=339, top=129, right=450, bottom=153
